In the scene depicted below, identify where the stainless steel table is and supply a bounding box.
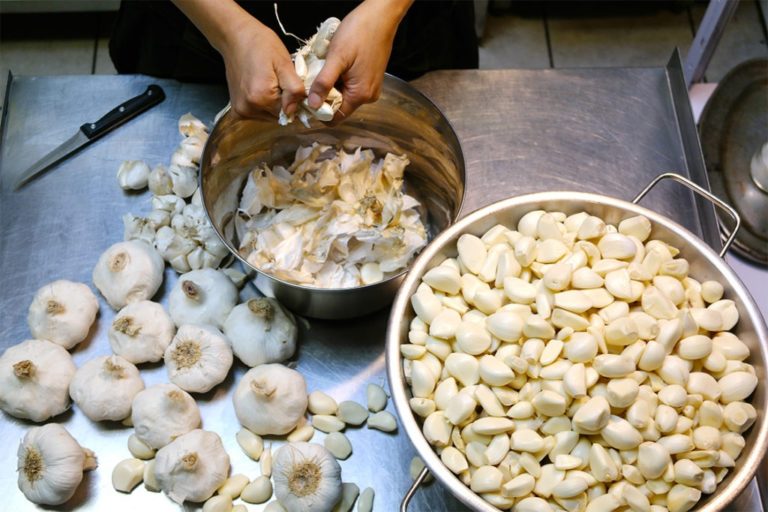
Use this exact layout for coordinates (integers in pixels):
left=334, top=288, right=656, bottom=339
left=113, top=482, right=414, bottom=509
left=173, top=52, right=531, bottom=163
left=1, top=54, right=763, bottom=511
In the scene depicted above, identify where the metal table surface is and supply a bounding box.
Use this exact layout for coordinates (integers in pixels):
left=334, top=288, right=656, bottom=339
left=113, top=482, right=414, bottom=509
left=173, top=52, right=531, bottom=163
left=0, top=59, right=763, bottom=511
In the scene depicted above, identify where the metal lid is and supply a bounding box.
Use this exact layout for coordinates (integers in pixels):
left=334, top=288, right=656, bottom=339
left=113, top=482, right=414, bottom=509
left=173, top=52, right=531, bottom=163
left=699, top=59, right=768, bottom=265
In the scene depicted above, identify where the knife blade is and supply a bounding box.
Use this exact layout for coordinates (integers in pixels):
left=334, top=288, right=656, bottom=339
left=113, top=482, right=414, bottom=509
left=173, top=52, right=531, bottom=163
left=14, top=84, right=166, bottom=190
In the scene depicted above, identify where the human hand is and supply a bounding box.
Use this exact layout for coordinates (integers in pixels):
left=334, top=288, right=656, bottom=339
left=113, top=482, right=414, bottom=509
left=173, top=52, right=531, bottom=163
left=307, top=0, right=411, bottom=121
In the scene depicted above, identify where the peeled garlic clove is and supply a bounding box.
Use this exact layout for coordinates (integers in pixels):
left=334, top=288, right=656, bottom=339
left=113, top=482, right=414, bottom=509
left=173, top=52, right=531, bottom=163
left=366, top=383, right=388, bottom=412
left=457, top=234, right=487, bottom=274
left=128, top=433, right=156, bottom=460
left=336, top=400, right=369, bottom=426
left=236, top=428, right=263, bottom=460
left=117, top=160, right=151, bottom=190
left=368, top=411, right=397, bottom=432
left=324, top=432, right=352, bottom=460
left=309, top=391, right=338, bottom=415
left=598, top=233, right=637, bottom=259
left=112, top=458, right=145, bottom=493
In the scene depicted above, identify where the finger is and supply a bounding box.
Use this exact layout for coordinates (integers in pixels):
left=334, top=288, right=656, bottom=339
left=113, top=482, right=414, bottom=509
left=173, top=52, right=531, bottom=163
left=308, top=55, right=346, bottom=110
left=275, top=62, right=306, bottom=117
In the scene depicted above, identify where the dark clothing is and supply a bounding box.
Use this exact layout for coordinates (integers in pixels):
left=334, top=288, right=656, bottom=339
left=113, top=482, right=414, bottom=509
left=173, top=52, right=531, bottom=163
left=109, top=1, right=478, bottom=83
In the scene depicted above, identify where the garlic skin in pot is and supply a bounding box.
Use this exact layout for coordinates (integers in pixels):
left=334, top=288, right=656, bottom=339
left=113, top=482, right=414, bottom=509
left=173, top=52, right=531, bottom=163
left=131, top=383, right=201, bottom=449
left=164, top=324, right=233, bottom=393
left=69, top=355, right=145, bottom=422
left=17, top=423, right=97, bottom=505
left=0, top=339, right=76, bottom=422
left=272, top=442, right=342, bottom=512
left=108, top=300, right=175, bottom=364
left=27, top=280, right=99, bottom=349
left=93, top=240, right=164, bottom=310
left=224, top=297, right=298, bottom=367
left=117, top=160, right=151, bottom=190
left=169, top=269, right=238, bottom=328
left=233, top=363, right=308, bottom=436
left=154, top=429, right=230, bottom=504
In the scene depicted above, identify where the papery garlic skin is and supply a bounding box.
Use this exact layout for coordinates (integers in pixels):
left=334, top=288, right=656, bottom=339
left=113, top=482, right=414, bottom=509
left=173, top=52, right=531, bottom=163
left=131, top=383, right=201, bottom=449
left=93, top=240, right=164, bottom=310
left=27, top=280, right=99, bottom=349
left=69, top=355, right=145, bottom=422
left=109, top=300, right=175, bottom=364
left=179, top=113, right=208, bottom=139
left=224, top=298, right=298, bottom=367
left=117, top=160, right=151, bottom=190
left=148, top=164, right=174, bottom=195
left=17, top=423, right=97, bottom=505
left=272, top=442, right=342, bottom=512
left=164, top=324, right=233, bottom=393
left=233, top=363, right=308, bottom=435
left=0, top=339, right=76, bottom=422
left=169, top=269, right=238, bottom=328
left=154, top=429, right=230, bottom=504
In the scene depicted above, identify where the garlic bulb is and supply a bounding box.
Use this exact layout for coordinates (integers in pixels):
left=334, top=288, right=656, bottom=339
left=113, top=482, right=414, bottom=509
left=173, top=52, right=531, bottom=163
left=131, top=383, right=201, bottom=449
left=272, top=442, right=342, bottom=512
left=168, top=269, right=238, bottom=328
left=164, top=324, right=233, bottom=393
left=109, top=300, right=175, bottom=364
left=17, top=423, right=97, bottom=505
left=233, top=363, right=308, bottom=435
left=154, top=429, right=230, bottom=504
left=148, top=164, right=174, bottom=195
left=69, top=355, right=145, bottom=422
left=168, top=164, right=198, bottom=199
left=27, top=280, right=99, bottom=349
left=224, top=298, right=298, bottom=367
left=0, top=339, right=76, bottom=421
left=117, top=160, right=151, bottom=190
left=93, top=240, right=164, bottom=310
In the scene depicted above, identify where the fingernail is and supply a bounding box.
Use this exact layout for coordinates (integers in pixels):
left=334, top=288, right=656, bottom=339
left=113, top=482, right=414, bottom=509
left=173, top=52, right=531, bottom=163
left=285, top=103, right=296, bottom=116
left=308, top=93, right=322, bottom=109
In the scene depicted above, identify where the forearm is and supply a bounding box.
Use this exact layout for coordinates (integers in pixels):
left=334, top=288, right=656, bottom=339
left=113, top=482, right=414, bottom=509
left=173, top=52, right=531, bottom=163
left=171, top=0, right=261, bottom=54
left=362, top=0, right=414, bottom=30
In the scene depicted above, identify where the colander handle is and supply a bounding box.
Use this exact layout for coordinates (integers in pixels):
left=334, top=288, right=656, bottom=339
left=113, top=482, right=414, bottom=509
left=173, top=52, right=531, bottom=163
left=632, top=172, right=741, bottom=258
left=400, top=466, right=430, bottom=512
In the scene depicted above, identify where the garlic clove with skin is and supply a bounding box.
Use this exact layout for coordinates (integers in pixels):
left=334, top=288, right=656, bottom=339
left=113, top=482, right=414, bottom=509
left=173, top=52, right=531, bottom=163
left=108, top=300, right=175, bottom=364
left=17, top=423, right=97, bottom=505
left=148, top=164, right=174, bottom=195
left=93, top=240, right=164, bottom=310
left=117, top=160, right=151, bottom=190
left=27, top=279, right=99, bottom=350
left=169, top=269, right=238, bottom=329
left=164, top=324, right=233, bottom=393
left=69, top=355, right=145, bottom=422
left=224, top=297, right=298, bottom=367
left=154, top=429, right=230, bottom=504
left=131, top=383, right=202, bottom=449
left=0, top=339, right=76, bottom=422
left=272, top=442, right=342, bottom=512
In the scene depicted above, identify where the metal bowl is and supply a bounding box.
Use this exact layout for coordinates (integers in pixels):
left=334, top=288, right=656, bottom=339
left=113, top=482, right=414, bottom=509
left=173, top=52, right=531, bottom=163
left=200, top=75, right=465, bottom=319
left=386, top=175, right=768, bottom=511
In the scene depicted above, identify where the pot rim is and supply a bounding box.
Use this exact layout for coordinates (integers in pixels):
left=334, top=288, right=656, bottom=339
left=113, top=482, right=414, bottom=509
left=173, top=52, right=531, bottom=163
left=386, top=190, right=768, bottom=512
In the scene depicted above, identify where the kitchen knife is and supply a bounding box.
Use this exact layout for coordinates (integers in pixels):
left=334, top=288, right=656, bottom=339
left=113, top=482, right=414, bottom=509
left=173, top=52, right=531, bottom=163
left=13, top=84, right=166, bottom=190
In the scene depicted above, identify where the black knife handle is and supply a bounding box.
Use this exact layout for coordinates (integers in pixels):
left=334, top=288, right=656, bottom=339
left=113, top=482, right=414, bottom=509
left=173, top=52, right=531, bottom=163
left=79, top=84, right=165, bottom=140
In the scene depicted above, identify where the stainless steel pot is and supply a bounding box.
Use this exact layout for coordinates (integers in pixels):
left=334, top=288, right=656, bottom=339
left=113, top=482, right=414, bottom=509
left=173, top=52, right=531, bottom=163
left=386, top=174, right=768, bottom=511
left=200, top=75, right=465, bottom=319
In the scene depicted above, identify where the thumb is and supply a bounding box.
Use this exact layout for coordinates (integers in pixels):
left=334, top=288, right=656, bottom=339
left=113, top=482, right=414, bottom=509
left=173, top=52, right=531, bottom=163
left=275, top=62, right=306, bottom=116
left=308, top=55, right=346, bottom=110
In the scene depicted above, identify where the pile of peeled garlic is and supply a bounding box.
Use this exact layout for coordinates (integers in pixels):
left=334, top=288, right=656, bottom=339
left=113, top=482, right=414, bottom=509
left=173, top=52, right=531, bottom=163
left=404, top=210, right=757, bottom=512
left=237, top=143, right=428, bottom=288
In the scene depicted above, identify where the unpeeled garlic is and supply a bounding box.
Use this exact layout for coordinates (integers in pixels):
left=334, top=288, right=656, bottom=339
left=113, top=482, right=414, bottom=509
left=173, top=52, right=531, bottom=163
left=27, top=280, right=99, bottom=349
left=224, top=297, right=297, bottom=367
left=69, top=355, right=145, bottom=422
left=272, top=442, right=342, bottom=512
left=233, top=363, right=308, bottom=435
left=131, top=383, right=201, bottom=449
left=164, top=324, right=233, bottom=393
left=93, top=240, right=164, bottom=310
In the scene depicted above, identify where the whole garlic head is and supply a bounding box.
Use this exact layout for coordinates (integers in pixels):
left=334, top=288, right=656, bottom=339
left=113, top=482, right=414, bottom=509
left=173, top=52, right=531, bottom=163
left=131, top=383, right=201, bottom=449
left=154, top=429, right=229, bottom=504
left=93, top=240, right=165, bottom=310
left=272, top=442, right=342, bottom=512
left=164, top=324, right=233, bottom=393
left=233, top=363, right=308, bottom=436
left=108, top=300, right=175, bottom=364
left=17, top=423, right=97, bottom=505
left=69, top=355, right=144, bottom=422
left=168, top=269, right=238, bottom=328
left=224, top=298, right=298, bottom=367
left=27, top=280, right=99, bottom=349
left=117, top=160, right=151, bottom=190
left=0, top=339, right=76, bottom=422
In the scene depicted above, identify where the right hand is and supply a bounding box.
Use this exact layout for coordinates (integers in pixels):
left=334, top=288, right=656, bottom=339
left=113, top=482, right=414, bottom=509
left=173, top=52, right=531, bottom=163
left=220, top=18, right=305, bottom=118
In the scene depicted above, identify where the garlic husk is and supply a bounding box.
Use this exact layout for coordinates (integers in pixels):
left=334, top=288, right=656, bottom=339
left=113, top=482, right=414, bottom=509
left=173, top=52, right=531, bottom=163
left=17, top=423, right=97, bottom=505
left=93, top=240, right=164, bottom=310
left=69, top=355, right=145, bottom=422
left=154, top=429, right=230, bottom=504
left=272, top=442, right=342, bottom=512
left=164, top=324, right=233, bottom=393
left=233, top=363, right=308, bottom=435
left=0, top=339, right=76, bottom=422
left=27, top=280, right=99, bottom=349
left=109, top=300, right=175, bottom=364
left=148, top=164, right=174, bottom=196
left=117, top=160, right=151, bottom=190
left=168, top=269, right=238, bottom=328
left=224, top=297, right=298, bottom=367
left=178, top=113, right=208, bottom=139
left=131, top=383, right=201, bottom=449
